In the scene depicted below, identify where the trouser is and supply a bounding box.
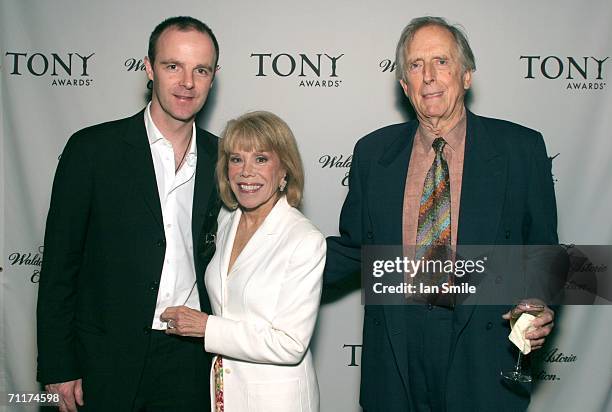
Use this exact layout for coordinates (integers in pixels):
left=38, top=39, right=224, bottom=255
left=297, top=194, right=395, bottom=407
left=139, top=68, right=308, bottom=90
left=78, top=330, right=210, bottom=412
left=405, top=304, right=454, bottom=412
left=131, top=330, right=210, bottom=412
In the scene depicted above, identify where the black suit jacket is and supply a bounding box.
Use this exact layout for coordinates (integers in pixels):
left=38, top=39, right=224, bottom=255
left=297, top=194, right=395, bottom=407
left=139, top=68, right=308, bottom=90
left=36, top=110, right=220, bottom=398
left=325, top=111, right=559, bottom=411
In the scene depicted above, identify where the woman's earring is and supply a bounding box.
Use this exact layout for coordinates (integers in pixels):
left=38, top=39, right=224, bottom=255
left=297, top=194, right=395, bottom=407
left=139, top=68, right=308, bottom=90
left=279, top=178, right=287, bottom=192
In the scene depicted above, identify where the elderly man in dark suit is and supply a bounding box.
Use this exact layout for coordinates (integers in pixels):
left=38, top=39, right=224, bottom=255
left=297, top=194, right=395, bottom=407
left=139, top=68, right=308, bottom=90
left=37, top=16, right=220, bottom=412
left=325, top=16, right=559, bottom=411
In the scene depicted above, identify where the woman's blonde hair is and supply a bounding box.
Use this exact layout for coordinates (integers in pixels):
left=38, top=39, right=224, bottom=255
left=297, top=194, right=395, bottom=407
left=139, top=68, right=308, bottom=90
left=217, top=111, right=304, bottom=209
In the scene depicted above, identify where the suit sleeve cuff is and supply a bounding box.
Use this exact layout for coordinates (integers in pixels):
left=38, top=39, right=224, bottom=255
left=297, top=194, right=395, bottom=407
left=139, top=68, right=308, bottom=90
left=204, top=314, right=223, bottom=353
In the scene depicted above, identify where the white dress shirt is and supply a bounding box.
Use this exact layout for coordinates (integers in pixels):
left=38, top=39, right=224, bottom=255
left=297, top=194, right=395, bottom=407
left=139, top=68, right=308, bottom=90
left=144, top=103, right=200, bottom=330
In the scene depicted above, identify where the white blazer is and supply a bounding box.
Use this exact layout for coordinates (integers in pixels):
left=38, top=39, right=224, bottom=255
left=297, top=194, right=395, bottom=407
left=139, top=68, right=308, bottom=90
left=204, top=196, right=326, bottom=412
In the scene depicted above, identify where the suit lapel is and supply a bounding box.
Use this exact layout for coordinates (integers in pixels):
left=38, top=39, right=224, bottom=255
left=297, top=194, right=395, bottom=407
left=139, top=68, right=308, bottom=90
left=121, top=110, right=163, bottom=230
left=228, top=197, right=288, bottom=277
left=219, top=208, right=240, bottom=278
left=457, top=111, right=506, bottom=245
left=216, top=209, right=240, bottom=315
left=369, top=121, right=418, bottom=245
left=192, top=129, right=217, bottom=251
left=452, top=111, right=508, bottom=346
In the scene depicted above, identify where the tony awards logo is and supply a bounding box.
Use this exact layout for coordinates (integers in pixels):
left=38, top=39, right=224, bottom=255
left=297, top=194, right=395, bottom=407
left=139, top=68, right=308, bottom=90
left=251, top=52, right=344, bottom=88
left=4, top=51, right=95, bottom=87
left=343, top=344, right=362, bottom=367
left=520, top=55, right=608, bottom=90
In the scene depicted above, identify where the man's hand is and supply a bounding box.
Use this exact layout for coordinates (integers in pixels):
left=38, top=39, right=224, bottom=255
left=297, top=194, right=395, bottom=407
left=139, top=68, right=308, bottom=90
left=161, top=305, right=208, bottom=338
left=502, top=299, right=555, bottom=351
left=45, top=379, right=84, bottom=412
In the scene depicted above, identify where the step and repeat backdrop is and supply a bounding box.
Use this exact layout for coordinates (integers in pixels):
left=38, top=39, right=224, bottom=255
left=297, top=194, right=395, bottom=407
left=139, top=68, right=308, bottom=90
left=1, top=1, right=611, bottom=411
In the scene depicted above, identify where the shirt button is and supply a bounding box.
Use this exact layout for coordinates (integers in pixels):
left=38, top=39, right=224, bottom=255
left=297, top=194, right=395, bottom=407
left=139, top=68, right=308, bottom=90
left=156, top=239, right=165, bottom=247
left=427, top=304, right=434, bottom=311
left=486, top=322, right=493, bottom=330
left=143, top=327, right=151, bottom=335
left=225, top=368, right=231, bottom=374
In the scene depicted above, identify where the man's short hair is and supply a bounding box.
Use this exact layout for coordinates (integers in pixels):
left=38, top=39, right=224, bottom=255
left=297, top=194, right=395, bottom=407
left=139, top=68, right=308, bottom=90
left=148, top=16, right=219, bottom=67
left=395, top=16, right=476, bottom=82
left=217, top=111, right=305, bottom=209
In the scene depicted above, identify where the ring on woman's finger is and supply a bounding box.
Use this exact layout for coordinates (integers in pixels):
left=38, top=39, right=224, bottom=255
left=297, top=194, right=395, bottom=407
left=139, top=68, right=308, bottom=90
left=167, top=319, right=176, bottom=329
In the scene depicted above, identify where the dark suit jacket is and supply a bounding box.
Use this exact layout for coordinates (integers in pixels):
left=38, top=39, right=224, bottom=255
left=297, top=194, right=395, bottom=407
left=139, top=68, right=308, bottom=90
left=37, top=110, right=220, bottom=403
left=325, top=110, right=559, bottom=411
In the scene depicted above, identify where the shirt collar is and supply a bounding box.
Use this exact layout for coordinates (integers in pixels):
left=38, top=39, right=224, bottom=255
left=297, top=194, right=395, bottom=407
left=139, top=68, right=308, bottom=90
left=144, top=102, right=197, bottom=159
left=144, top=102, right=165, bottom=145
left=416, top=110, right=467, bottom=153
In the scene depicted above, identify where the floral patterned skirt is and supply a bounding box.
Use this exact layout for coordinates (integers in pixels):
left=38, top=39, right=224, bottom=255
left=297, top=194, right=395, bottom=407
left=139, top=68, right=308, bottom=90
left=214, top=356, right=224, bottom=412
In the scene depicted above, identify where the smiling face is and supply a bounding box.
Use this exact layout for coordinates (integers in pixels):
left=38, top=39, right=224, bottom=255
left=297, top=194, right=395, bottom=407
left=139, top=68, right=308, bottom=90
left=228, top=148, right=287, bottom=217
left=399, top=24, right=472, bottom=134
left=144, top=27, right=217, bottom=130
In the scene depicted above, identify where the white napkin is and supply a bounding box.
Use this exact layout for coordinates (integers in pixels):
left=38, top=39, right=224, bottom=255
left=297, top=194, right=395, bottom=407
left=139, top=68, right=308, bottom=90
left=508, top=313, right=536, bottom=354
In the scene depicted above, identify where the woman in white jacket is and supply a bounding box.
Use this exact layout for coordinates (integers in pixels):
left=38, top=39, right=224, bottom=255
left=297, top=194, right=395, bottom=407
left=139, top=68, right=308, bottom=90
left=162, top=111, right=325, bottom=412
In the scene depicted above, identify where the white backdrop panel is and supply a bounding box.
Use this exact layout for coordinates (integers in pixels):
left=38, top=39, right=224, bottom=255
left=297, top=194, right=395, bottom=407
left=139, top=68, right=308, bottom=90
left=1, top=1, right=611, bottom=411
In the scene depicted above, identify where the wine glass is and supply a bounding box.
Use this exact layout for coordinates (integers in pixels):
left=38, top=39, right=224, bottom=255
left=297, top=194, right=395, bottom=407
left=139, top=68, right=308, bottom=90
left=501, top=302, right=545, bottom=383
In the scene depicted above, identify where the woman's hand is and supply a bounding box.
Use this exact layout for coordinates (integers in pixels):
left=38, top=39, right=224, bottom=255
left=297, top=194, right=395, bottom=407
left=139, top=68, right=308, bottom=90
left=161, top=305, right=208, bottom=338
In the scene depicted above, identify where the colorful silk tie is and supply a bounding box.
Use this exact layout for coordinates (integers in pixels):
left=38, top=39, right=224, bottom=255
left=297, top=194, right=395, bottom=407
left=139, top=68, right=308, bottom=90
left=416, top=137, right=453, bottom=305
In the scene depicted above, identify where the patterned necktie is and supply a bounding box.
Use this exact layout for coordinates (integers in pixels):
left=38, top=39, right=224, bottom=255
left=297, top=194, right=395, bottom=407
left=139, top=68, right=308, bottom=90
left=416, top=137, right=453, bottom=304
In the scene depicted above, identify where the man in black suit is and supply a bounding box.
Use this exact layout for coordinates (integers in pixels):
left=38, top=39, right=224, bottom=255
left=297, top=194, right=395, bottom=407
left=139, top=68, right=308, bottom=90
left=37, top=16, right=220, bottom=411
left=325, top=16, right=560, bottom=411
